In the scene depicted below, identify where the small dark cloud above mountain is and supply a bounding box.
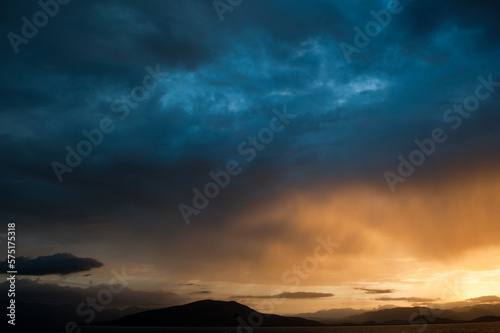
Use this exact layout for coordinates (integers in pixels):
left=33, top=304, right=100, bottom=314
left=355, top=288, right=395, bottom=294
left=0, top=253, right=103, bottom=275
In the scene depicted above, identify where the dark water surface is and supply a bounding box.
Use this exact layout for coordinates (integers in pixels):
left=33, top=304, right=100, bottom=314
left=21, top=322, right=500, bottom=333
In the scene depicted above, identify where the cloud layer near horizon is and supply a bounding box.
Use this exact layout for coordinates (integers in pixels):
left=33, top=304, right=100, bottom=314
left=0, top=278, right=188, bottom=309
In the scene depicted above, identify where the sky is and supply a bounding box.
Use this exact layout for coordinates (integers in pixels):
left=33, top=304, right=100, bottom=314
left=1, top=0, right=500, bottom=318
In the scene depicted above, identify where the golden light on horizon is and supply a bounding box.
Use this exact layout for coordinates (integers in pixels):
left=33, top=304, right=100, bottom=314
left=165, top=165, right=500, bottom=312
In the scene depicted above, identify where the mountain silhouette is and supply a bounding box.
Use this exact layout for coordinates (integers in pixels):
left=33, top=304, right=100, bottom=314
left=301, top=304, right=500, bottom=325
left=113, top=299, right=323, bottom=327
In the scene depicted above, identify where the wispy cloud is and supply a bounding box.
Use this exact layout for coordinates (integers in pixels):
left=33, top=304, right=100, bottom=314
left=191, top=290, right=211, bottom=295
left=466, top=295, right=500, bottom=303
left=355, top=288, right=395, bottom=294
left=375, top=297, right=438, bottom=302
left=233, top=292, right=334, bottom=299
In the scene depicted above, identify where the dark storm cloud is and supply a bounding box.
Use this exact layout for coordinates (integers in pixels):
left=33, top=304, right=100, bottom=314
left=234, top=292, right=334, bottom=299
left=398, top=0, right=500, bottom=48
left=1, top=0, right=218, bottom=71
left=355, top=288, right=395, bottom=294
left=0, top=253, right=103, bottom=275
left=0, top=0, right=499, bottom=271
